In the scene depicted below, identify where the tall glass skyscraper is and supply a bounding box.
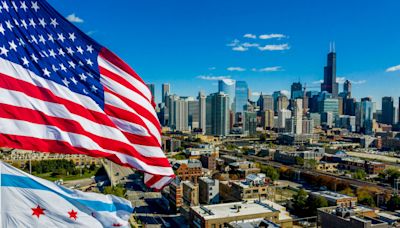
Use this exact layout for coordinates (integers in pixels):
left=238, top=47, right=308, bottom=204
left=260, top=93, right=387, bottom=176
left=359, top=97, right=373, bottom=135
left=235, top=81, right=248, bottom=113
left=321, top=46, right=339, bottom=98
left=382, top=96, right=394, bottom=125
left=218, top=79, right=236, bottom=112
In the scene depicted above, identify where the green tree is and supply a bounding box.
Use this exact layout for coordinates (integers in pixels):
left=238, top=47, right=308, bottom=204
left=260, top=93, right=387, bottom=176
left=357, top=190, right=375, bottom=207
left=263, top=166, right=279, bottom=181
left=339, top=187, right=355, bottom=196
left=103, top=185, right=126, bottom=198
left=308, top=196, right=328, bottom=215
left=305, top=159, right=318, bottom=169
left=293, top=189, right=308, bottom=215
left=295, top=157, right=304, bottom=166
left=387, top=195, right=400, bottom=211
left=353, top=169, right=367, bottom=180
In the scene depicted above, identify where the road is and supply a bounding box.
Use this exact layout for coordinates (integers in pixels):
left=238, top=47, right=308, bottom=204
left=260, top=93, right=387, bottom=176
left=220, top=149, right=393, bottom=193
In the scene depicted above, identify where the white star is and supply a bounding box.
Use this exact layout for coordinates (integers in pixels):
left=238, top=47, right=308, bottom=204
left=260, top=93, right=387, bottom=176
left=31, top=1, right=39, bottom=12
left=79, top=73, right=87, bottom=81
left=68, top=61, right=76, bottom=69
left=38, top=35, right=46, bottom=44
left=38, top=18, right=46, bottom=28
left=8, top=40, right=17, bottom=51
left=47, top=34, right=54, bottom=42
left=86, top=45, right=93, bottom=53
left=30, top=35, right=37, bottom=44
left=68, top=33, right=76, bottom=42
left=18, top=38, right=25, bottom=46
left=57, top=33, right=65, bottom=42
left=30, top=53, right=38, bottom=63
left=5, top=20, right=13, bottom=30
left=62, top=78, right=70, bottom=87
left=20, top=1, right=28, bottom=11
left=91, top=85, right=98, bottom=92
left=41, top=50, right=48, bottom=57
left=13, top=19, right=19, bottom=27
left=86, top=59, right=93, bottom=66
left=76, top=46, right=83, bottom=54
left=0, top=45, right=9, bottom=56
left=48, top=49, right=56, bottom=58
left=2, top=1, right=9, bottom=12
left=42, top=68, right=51, bottom=77
left=59, top=63, right=67, bottom=72
left=11, top=1, right=18, bottom=12
left=58, top=48, right=65, bottom=57
left=71, top=77, right=78, bottom=85
left=29, top=18, right=36, bottom=28
left=78, top=61, right=84, bottom=66
left=83, top=89, right=89, bottom=94
left=50, top=18, right=58, bottom=28
left=21, top=56, right=29, bottom=66
left=52, top=64, right=58, bottom=72
left=0, top=23, right=5, bottom=35
left=66, top=47, right=74, bottom=55
left=20, top=19, right=28, bottom=29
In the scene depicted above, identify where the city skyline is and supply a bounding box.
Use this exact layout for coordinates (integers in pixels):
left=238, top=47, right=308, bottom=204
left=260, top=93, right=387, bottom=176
left=49, top=0, right=400, bottom=106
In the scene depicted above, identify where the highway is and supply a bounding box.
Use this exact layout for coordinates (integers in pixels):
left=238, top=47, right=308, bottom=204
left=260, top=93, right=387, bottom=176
left=220, top=149, right=393, bottom=193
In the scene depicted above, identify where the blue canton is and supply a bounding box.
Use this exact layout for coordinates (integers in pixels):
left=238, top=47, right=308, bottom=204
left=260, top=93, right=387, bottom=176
left=0, top=0, right=104, bottom=108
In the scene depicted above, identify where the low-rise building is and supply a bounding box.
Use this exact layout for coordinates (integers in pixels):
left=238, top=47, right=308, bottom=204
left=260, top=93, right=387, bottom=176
left=172, top=160, right=203, bottom=183
left=182, top=181, right=199, bottom=207
left=310, top=191, right=357, bottom=207
left=168, top=178, right=183, bottom=212
left=190, top=200, right=293, bottom=228
left=220, top=174, right=270, bottom=202
left=318, top=205, right=389, bottom=228
left=273, top=150, right=324, bottom=164
left=198, top=177, right=219, bottom=205
left=316, top=162, right=339, bottom=172
left=229, top=161, right=260, bottom=178
left=200, top=153, right=217, bottom=170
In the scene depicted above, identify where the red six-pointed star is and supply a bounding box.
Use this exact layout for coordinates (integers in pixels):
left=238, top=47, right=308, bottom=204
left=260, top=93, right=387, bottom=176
left=31, top=205, right=45, bottom=218
left=68, top=209, right=78, bottom=220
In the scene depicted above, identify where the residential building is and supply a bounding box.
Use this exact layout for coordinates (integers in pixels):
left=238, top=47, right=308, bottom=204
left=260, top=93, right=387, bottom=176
left=182, top=181, right=199, bottom=206
left=278, top=109, right=292, bottom=129
left=206, top=92, right=229, bottom=136
left=188, top=99, right=199, bottom=129
left=198, top=91, right=207, bottom=133
left=168, top=178, right=183, bottom=212
left=293, top=99, right=303, bottom=134
left=258, top=95, right=274, bottom=111
left=261, top=109, right=274, bottom=130
left=200, top=153, right=217, bottom=170
left=243, top=111, right=257, bottom=136
left=310, top=191, right=357, bottom=207
left=172, top=160, right=203, bottom=183
left=382, top=96, right=394, bottom=125
left=199, top=177, right=219, bottom=205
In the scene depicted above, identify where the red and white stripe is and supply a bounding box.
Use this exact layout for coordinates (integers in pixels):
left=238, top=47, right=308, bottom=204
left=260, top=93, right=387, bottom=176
left=0, top=48, right=174, bottom=190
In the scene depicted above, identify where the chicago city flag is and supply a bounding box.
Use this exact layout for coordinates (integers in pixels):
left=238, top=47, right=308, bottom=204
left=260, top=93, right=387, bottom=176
left=0, top=161, right=133, bottom=227
left=0, top=0, right=174, bottom=191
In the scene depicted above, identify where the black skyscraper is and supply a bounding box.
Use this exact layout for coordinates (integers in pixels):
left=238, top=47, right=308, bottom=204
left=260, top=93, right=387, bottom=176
left=382, top=96, right=394, bottom=125
left=344, top=80, right=351, bottom=98
left=321, top=44, right=339, bottom=98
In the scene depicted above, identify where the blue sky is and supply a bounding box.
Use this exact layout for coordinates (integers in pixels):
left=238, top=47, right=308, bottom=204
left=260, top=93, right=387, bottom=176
left=49, top=0, right=400, bottom=107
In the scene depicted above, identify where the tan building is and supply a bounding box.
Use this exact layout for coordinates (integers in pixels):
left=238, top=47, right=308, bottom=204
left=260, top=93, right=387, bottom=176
left=182, top=181, right=199, bottom=206
left=316, top=162, right=338, bottom=172
left=220, top=174, right=270, bottom=202
left=190, top=200, right=292, bottom=228
left=311, top=191, right=357, bottom=207
left=172, top=160, right=203, bottom=183
left=168, top=178, right=183, bottom=212
left=261, top=109, right=274, bottom=130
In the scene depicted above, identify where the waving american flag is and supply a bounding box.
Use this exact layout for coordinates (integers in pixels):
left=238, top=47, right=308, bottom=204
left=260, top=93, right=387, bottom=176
left=0, top=0, right=174, bottom=190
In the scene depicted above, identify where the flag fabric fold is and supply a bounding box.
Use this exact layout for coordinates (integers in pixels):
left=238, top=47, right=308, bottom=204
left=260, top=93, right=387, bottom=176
left=0, top=161, right=133, bottom=227
left=0, top=0, right=174, bottom=190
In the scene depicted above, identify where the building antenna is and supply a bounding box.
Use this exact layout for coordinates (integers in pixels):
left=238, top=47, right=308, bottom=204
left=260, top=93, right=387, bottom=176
left=329, top=42, right=332, bottom=52
left=333, top=41, right=336, bottom=52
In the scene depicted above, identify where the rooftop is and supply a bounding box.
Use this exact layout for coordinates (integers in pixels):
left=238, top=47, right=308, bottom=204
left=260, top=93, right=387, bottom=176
left=311, top=191, right=355, bottom=202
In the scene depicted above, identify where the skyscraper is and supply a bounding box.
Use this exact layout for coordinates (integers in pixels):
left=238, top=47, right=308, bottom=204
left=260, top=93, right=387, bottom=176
left=235, top=81, right=249, bottom=113
left=218, top=79, right=236, bottom=112
left=359, top=97, right=374, bottom=135
left=291, top=82, right=303, bottom=99
left=146, top=83, right=155, bottom=102
left=162, top=83, right=170, bottom=103
left=293, top=98, right=303, bottom=134
left=258, top=95, right=274, bottom=111
left=277, top=95, right=289, bottom=112
left=206, top=92, right=229, bottom=136
left=188, top=99, right=199, bottom=129
left=382, top=96, right=394, bottom=125
left=344, top=80, right=352, bottom=98
left=198, top=91, right=206, bottom=133
left=278, top=109, right=292, bottom=129
left=173, top=98, right=189, bottom=131
left=321, top=44, right=339, bottom=97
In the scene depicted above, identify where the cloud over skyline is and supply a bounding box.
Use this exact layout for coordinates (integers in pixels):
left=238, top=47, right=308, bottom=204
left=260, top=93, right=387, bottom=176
left=227, top=67, right=246, bottom=72
left=197, top=75, right=231, bottom=80
left=386, top=64, right=400, bottom=72
left=66, top=13, right=84, bottom=23
left=258, top=44, right=290, bottom=51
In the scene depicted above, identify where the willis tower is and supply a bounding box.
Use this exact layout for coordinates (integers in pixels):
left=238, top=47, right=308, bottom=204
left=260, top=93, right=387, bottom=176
left=321, top=43, right=339, bottom=98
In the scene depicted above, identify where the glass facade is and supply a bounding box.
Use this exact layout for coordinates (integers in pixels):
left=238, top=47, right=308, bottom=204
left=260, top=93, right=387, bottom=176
left=218, top=79, right=236, bottom=112
left=235, top=81, right=248, bottom=113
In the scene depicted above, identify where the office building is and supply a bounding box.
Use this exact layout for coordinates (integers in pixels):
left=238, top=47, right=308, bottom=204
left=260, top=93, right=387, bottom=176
left=173, top=97, right=189, bottom=131
left=218, top=79, right=236, bottom=112
left=321, top=45, right=339, bottom=97
left=244, top=111, right=257, bottom=136
left=359, top=97, right=374, bottom=135
left=162, top=83, right=170, bottom=103
left=293, top=99, right=303, bottom=134
left=206, top=92, right=229, bottom=136
left=291, top=82, right=303, bottom=99
left=319, top=98, right=339, bottom=116
left=198, top=91, right=206, bottom=133
left=302, top=118, right=314, bottom=134
left=198, top=177, right=219, bottom=205
left=277, top=95, right=289, bottom=113
left=261, top=109, right=274, bottom=130
left=146, top=83, right=155, bottom=103
left=188, top=99, right=199, bottom=129
left=321, top=112, right=334, bottom=128
left=336, top=115, right=356, bottom=132
left=382, top=96, right=394, bottom=125
left=278, top=109, right=292, bottom=129
left=343, top=80, right=351, bottom=98
left=235, top=81, right=249, bottom=113
left=258, top=94, right=274, bottom=111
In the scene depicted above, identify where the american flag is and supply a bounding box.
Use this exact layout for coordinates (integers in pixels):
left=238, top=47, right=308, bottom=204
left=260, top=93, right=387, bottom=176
left=0, top=0, right=174, bottom=190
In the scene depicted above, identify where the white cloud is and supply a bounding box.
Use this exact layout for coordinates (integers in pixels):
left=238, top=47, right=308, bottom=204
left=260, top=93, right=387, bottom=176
left=259, top=33, right=286, bottom=39
left=280, top=90, right=290, bottom=97
left=197, top=75, right=231, bottom=81
left=227, top=67, right=246, bottom=72
left=227, top=39, right=240, bottom=47
left=350, top=80, right=366, bottom=85
left=336, top=77, right=346, bottom=84
left=386, top=64, right=400, bottom=72
left=312, top=80, right=323, bottom=84
left=242, top=42, right=259, bottom=47
left=252, top=92, right=261, bottom=97
left=232, top=46, right=248, bottom=52
left=258, top=43, right=290, bottom=51
left=66, top=13, right=84, bottom=23
left=258, top=66, right=282, bottom=72
left=313, top=77, right=367, bottom=85
left=244, top=33, right=257, bottom=39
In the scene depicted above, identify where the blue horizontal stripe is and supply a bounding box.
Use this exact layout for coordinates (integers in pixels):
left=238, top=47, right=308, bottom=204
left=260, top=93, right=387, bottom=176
left=1, top=174, right=133, bottom=213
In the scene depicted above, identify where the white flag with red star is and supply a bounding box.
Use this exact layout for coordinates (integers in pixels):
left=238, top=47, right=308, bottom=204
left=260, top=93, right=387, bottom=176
left=0, top=161, right=133, bottom=227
